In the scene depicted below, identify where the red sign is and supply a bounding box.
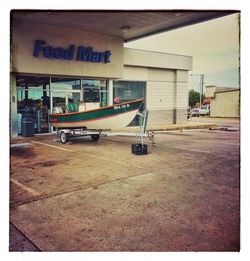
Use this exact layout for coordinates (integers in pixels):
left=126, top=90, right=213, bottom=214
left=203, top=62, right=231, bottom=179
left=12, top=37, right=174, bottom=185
left=114, top=96, right=120, bottom=103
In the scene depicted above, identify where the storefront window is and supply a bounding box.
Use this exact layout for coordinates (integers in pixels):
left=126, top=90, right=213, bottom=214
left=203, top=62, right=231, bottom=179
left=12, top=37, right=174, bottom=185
left=113, top=81, right=145, bottom=103
left=83, top=87, right=100, bottom=103
left=51, top=92, right=67, bottom=112
left=100, top=87, right=108, bottom=107
left=82, top=79, right=108, bottom=107
left=16, top=76, right=109, bottom=134
left=51, top=78, right=81, bottom=112
left=51, top=78, right=80, bottom=89
left=16, top=76, right=50, bottom=134
left=113, top=81, right=145, bottom=126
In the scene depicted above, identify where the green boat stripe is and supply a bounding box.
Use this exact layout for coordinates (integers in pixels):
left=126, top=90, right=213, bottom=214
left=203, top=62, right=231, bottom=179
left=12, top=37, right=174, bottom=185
left=53, top=108, right=138, bottom=125
left=49, top=99, right=142, bottom=123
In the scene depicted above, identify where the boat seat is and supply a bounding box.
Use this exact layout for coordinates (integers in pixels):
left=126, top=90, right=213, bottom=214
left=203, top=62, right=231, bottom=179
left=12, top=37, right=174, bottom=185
left=52, top=107, right=63, bottom=114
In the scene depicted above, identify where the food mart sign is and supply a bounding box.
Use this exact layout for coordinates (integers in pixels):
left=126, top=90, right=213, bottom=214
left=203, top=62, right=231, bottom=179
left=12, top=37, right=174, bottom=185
left=33, top=40, right=112, bottom=63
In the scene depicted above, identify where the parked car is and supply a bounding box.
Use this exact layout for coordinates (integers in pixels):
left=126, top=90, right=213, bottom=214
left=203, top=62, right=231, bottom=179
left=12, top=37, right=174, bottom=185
left=191, top=108, right=200, bottom=117
left=199, top=105, right=210, bottom=116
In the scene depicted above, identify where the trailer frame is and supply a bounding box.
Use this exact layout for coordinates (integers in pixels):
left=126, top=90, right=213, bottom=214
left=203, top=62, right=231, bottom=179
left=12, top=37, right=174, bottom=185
left=53, top=110, right=154, bottom=147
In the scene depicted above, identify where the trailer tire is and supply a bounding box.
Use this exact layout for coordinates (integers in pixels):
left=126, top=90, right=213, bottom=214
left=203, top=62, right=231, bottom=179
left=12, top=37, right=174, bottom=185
left=60, top=131, right=70, bottom=144
left=91, top=134, right=100, bottom=142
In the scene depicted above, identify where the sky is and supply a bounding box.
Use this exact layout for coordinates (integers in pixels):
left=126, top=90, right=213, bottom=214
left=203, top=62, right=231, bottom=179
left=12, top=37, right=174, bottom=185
left=125, top=13, right=240, bottom=92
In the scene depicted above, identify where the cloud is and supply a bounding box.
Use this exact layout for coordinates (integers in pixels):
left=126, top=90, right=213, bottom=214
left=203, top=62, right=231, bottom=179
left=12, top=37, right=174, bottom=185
left=192, top=51, right=239, bottom=74
left=205, top=68, right=240, bottom=88
left=125, top=13, right=240, bottom=88
left=188, top=67, right=240, bottom=91
left=126, top=14, right=239, bottom=55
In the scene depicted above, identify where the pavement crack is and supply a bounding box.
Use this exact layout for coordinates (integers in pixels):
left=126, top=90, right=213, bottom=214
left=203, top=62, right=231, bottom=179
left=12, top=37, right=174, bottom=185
left=10, top=168, right=158, bottom=207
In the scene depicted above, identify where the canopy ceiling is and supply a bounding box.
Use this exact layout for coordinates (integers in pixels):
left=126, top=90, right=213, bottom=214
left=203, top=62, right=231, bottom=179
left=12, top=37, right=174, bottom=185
left=11, top=10, right=238, bottom=42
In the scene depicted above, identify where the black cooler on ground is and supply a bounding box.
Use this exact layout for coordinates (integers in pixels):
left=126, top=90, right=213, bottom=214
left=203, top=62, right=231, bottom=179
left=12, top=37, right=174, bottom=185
left=131, top=143, right=148, bottom=155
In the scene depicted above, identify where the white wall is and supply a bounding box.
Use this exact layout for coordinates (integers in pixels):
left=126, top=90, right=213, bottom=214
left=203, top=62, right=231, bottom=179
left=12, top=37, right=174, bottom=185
left=146, top=81, right=175, bottom=110
left=123, top=48, right=190, bottom=114
left=175, top=70, right=189, bottom=110
left=123, top=66, right=148, bottom=81
left=205, top=86, right=217, bottom=98
left=124, top=48, right=192, bottom=70
left=210, top=90, right=240, bottom=117
left=123, top=60, right=190, bottom=125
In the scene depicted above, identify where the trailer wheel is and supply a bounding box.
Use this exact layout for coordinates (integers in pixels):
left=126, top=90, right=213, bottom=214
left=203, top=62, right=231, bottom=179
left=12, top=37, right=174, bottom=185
left=91, top=134, right=100, bottom=142
left=60, top=131, right=70, bottom=144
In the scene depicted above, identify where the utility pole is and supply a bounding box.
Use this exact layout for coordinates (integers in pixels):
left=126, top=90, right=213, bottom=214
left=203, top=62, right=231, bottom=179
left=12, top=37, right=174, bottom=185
left=200, top=74, right=204, bottom=106
left=190, top=74, right=205, bottom=108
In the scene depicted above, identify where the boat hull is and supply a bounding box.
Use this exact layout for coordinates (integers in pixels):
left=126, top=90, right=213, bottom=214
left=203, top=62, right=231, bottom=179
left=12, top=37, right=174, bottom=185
left=49, top=99, right=143, bottom=130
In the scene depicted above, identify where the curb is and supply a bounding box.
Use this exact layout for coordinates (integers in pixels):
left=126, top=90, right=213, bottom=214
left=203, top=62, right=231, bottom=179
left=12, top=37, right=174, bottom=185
left=146, top=123, right=217, bottom=132
left=208, top=127, right=239, bottom=132
left=120, top=123, right=218, bottom=132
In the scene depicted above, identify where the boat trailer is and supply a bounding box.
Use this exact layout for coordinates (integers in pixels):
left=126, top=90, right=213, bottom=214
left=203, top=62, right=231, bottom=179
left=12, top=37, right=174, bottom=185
left=54, top=128, right=101, bottom=144
left=53, top=110, right=154, bottom=155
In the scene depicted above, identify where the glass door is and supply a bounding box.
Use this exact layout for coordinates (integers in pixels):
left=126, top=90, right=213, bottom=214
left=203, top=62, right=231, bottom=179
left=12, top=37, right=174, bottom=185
left=51, top=91, right=66, bottom=113
left=16, top=76, right=50, bottom=134
left=81, top=79, right=108, bottom=110
left=100, top=80, right=108, bottom=107
left=67, top=90, right=81, bottom=112
left=51, top=78, right=81, bottom=113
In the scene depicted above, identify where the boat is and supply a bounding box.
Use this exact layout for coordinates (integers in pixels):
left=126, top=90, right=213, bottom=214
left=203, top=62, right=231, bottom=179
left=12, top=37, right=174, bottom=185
left=49, top=99, right=143, bottom=130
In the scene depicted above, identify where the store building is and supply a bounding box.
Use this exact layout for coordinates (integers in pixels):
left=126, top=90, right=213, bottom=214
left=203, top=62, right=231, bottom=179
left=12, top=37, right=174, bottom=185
left=10, top=11, right=235, bottom=137
left=205, top=86, right=240, bottom=117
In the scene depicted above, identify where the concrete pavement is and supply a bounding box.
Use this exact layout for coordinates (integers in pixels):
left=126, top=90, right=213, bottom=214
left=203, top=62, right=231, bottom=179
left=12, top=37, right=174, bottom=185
left=9, top=123, right=240, bottom=251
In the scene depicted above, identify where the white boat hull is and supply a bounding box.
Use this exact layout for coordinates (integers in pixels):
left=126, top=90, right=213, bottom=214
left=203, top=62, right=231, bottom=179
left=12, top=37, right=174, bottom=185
left=51, top=109, right=138, bottom=130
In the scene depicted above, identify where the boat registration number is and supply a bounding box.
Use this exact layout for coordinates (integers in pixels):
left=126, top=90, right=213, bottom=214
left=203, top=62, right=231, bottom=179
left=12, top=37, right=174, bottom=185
left=114, top=104, right=130, bottom=110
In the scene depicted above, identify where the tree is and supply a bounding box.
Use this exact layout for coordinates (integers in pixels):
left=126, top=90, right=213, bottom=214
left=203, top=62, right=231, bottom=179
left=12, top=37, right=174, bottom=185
left=189, top=89, right=205, bottom=107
